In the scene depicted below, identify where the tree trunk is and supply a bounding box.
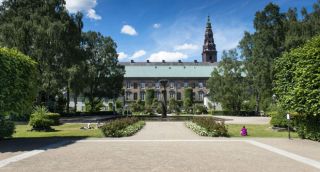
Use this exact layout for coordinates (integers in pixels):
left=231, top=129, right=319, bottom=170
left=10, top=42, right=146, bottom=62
left=255, top=93, right=260, bottom=115
left=74, top=94, right=78, bottom=113
left=66, top=86, right=70, bottom=113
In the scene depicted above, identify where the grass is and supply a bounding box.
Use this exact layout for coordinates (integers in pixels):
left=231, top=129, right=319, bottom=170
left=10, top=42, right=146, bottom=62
left=227, top=124, right=299, bottom=138
left=13, top=123, right=104, bottom=138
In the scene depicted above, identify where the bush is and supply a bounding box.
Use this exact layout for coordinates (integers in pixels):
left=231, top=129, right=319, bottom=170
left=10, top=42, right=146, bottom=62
left=100, top=117, right=144, bottom=137
left=294, top=114, right=320, bottom=141
left=29, top=106, right=54, bottom=131
left=189, top=117, right=229, bottom=137
left=0, top=115, right=15, bottom=139
left=194, top=104, right=208, bottom=114
left=212, top=110, right=256, bottom=116
left=47, top=113, right=60, bottom=125
left=0, top=47, right=37, bottom=118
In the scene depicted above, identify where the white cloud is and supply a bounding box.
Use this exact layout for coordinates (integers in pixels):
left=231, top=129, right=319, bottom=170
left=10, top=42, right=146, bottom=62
left=65, top=0, right=101, bottom=20
left=131, top=50, right=146, bottom=59
left=153, top=23, right=161, bottom=29
left=174, top=43, right=199, bottom=51
left=121, top=25, right=138, bottom=36
left=117, top=52, right=128, bottom=60
left=148, top=51, right=188, bottom=62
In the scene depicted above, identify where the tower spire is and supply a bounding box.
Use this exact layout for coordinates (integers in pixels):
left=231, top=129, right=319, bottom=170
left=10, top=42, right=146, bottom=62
left=202, top=16, right=217, bottom=63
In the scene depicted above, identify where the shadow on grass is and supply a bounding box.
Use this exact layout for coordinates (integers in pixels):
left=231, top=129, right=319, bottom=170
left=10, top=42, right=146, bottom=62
left=0, top=136, right=88, bottom=153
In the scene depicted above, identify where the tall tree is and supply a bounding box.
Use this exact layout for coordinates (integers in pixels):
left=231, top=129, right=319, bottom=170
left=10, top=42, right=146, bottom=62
left=207, top=49, right=248, bottom=112
left=82, top=31, right=125, bottom=112
left=0, top=0, right=83, bottom=109
left=239, top=3, right=286, bottom=114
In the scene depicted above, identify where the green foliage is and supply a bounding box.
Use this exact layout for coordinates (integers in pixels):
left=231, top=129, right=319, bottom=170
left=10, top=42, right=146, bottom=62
left=274, top=36, right=320, bottom=116
left=145, top=89, right=155, bottom=106
left=0, top=0, right=84, bottom=107
left=194, top=104, right=208, bottom=114
left=294, top=114, right=320, bottom=142
left=115, top=99, right=123, bottom=110
left=0, top=115, right=15, bottom=139
left=29, top=106, right=54, bottom=131
left=100, top=117, right=144, bottom=137
left=212, top=111, right=256, bottom=116
left=0, top=47, right=38, bottom=116
left=82, top=31, right=125, bottom=110
left=168, top=98, right=180, bottom=114
left=84, top=98, right=105, bottom=112
left=130, top=99, right=144, bottom=113
left=187, top=117, right=229, bottom=137
left=207, top=49, right=249, bottom=112
left=183, top=88, right=193, bottom=113
left=47, top=113, right=61, bottom=126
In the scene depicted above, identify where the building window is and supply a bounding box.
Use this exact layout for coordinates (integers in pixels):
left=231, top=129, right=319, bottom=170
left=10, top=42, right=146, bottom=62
left=199, top=82, right=203, bottom=88
left=133, top=83, right=138, bottom=89
left=155, top=82, right=160, bottom=89
left=156, top=91, right=161, bottom=100
left=177, top=92, right=181, bottom=100
left=199, top=92, right=204, bottom=101
left=170, top=82, right=175, bottom=89
left=141, top=83, right=145, bottom=89
left=126, top=92, right=131, bottom=100
left=192, top=82, right=196, bottom=88
left=140, top=92, right=145, bottom=101
left=176, top=82, right=181, bottom=89
left=126, top=82, right=131, bottom=89
left=169, top=92, right=175, bottom=99
left=184, top=82, right=188, bottom=88
left=134, top=93, right=138, bottom=100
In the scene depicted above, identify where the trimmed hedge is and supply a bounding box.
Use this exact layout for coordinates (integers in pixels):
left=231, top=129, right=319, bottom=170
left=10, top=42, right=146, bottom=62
left=0, top=115, right=15, bottom=139
left=100, top=117, right=145, bottom=137
left=212, top=110, right=256, bottom=116
left=47, top=113, right=61, bottom=125
left=294, top=115, right=320, bottom=142
left=188, top=117, right=229, bottom=137
left=60, top=111, right=115, bottom=117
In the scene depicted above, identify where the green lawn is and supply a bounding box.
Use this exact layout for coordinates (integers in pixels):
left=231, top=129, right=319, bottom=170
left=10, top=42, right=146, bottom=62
left=227, top=124, right=298, bottom=138
left=13, top=123, right=104, bottom=138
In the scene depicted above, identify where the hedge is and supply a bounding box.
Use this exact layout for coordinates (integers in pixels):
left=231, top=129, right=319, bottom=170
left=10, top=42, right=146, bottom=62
left=100, top=117, right=145, bottom=137
left=0, top=47, right=37, bottom=116
left=212, top=110, right=256, bottom=116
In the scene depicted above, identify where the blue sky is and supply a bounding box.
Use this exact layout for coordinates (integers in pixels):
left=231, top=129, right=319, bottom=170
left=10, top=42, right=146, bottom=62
left=65, top=0, right=315, bottom=62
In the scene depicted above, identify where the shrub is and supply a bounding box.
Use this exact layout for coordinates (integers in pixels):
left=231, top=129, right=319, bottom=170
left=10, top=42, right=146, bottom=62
left=47, top=113, right=60, bottom=125
left=145, top=89, right=155, bottom=106
left=0, top=47, right=37, bottom=119
left=194, top=104, right=208, bottom=114
left=100, top=117, right=144, bottom=137
left=190, top=116, right=228, bottom=137
left=269, top=112, right=288, bottom=128
left=29, top=106, right=54, bottom=131
left=294, top=114, right=320, bottom=142
left=212, top=110, right=256, bottom=116
left=0, top=115, right=15, bottom=139
left=183, top=88, right=193, bottom=113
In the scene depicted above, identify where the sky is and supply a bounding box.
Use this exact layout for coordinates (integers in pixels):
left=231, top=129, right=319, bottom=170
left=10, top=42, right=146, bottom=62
left=64, top=0, right=316, bottom=62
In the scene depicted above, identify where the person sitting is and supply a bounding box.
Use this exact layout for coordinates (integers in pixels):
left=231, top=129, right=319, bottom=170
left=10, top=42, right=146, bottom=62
left=240, top=126, right=248, bottom=136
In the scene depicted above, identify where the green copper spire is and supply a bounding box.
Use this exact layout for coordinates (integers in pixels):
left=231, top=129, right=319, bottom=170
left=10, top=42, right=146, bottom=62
left=206, top=16, right=211, bottom=28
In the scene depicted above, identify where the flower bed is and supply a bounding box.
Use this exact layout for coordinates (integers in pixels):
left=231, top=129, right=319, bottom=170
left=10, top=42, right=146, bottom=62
left=100, top=117, right=145, bottom=137
left=186, top=117, right=229, bottom=137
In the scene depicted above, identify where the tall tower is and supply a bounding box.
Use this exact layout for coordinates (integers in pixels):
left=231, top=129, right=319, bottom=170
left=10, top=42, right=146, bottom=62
left=202, top=16, right=217, bottom=63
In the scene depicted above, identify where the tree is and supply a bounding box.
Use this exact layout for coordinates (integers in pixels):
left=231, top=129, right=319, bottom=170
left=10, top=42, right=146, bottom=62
left=239, top=3, right=286, bottom=114
left=0, top=0, right=83, bottom=109
left=82, top=31, right=125, bottom=112
left=145, top=89, right=155, bottom=106
left=183, top=88, right=193, bottom=113
left=207, top=49, right=248, bottom=113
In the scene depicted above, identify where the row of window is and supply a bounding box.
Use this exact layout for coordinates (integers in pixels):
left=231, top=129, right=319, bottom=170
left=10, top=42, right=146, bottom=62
left=125, top=91, right=204, bottom=101
left=126, top=81, right=205, bottom=89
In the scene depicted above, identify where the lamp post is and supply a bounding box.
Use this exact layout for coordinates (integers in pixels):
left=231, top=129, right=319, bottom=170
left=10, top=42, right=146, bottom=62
left=159, top=79, right=168, bottom=118
left=287, top=113, right=291, bottom=139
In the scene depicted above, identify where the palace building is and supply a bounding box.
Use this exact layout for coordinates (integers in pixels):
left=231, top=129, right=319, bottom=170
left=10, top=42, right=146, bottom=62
left=119, top=16, right=219, bottom=107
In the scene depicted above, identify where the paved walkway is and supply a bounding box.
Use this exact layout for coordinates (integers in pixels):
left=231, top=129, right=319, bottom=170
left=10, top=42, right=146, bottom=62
left=215, top=116, right=271, bottom=124
left=1, top=122, right=320, bottom=172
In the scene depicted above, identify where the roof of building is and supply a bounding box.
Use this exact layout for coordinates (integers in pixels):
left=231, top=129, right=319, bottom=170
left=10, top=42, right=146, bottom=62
left=119, top=61, right=218, bottom=78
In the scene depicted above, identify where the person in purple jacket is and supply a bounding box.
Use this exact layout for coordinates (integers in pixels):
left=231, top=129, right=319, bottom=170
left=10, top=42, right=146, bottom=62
left=241, top=126, right=248, bottom=136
